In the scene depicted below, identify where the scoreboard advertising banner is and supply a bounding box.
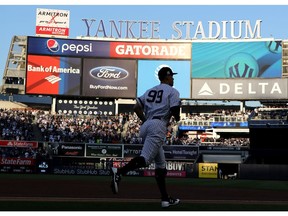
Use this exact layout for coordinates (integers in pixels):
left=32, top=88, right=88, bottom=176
left=191, top=78, right=288, bottom=100
left=82, top=58, right=137, bottom=98
left=26, top=36, right=286, bottom=101
left=26, top=36, right=192, bottom=98
left=26, top=55, right=81, bottom=95
left=191, top=40, right=285, bottom=100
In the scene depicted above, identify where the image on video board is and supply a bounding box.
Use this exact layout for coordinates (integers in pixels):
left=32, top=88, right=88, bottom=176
left=26, top=55, right=81, bottom=96
left=137, top=60, right=191, bottom=98
left=192, top=41, right=282, bottom=78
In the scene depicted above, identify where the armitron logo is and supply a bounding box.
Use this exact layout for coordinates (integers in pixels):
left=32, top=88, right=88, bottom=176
left=47, top=39, right=60, bottom=52
left=45, top=75, right=62, bottom=84
left=90, top=66, right=129, bottom=80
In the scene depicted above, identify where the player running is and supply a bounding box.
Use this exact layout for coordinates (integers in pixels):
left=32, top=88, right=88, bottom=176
left=110, top=66, right=181, bottom=208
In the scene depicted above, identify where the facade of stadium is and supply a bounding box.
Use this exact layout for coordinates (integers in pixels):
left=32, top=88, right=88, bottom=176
left=1, top=36, right=288, bottom=111
left=1, top=35, right=288, bottom=179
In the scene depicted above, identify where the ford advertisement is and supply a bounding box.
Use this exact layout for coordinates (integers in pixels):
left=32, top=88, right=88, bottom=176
left=82, top=58, right=137, bottom=98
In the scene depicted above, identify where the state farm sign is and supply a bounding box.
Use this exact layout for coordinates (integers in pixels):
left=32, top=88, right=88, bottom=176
left=0, top=140, right=38, bottom=148
left=0, top=158, right=35, bottom=166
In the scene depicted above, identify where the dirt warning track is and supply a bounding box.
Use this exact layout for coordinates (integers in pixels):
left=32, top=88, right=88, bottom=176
left=1, top=174, right=288, bottom=206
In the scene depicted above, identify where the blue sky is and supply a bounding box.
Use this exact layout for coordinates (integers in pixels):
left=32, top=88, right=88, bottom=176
left=1, top=2, right=288, bottom=106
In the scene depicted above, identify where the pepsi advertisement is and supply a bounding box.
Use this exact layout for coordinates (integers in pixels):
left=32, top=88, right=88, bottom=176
left=26, top=55, right=81, bottom=95
left=82, top=58, right=137, bottom=98
left=27, top=36, right=110, bottom=57
left=192, top=40, right=282, bottom=78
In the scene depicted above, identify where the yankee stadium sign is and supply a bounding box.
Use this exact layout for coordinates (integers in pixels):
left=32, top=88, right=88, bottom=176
left=81, top=19, right=262, bottom=40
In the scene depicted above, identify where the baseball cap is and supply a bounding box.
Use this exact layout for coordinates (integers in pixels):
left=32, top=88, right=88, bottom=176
left=158, top=66, right=177, bottom=81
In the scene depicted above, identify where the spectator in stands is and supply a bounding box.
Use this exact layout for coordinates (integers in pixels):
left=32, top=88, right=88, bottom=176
left=0, top=109, right=34, bottom=141
left=0, top=107, right=254, bottom=148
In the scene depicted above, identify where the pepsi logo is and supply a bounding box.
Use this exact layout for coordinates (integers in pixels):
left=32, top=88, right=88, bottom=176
left=90, top=66, right=129, bottom=80
left=47, top=39, right=60, bottom=52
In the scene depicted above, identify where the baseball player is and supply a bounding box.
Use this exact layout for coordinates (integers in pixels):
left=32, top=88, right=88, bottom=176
left=111, top=66, right=181, bottom=208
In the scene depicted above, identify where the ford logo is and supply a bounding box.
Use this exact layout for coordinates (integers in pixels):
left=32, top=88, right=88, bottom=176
left=90, top=66, right=129, bottom=80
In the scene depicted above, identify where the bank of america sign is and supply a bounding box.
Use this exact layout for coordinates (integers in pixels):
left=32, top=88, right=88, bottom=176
left=191, top=78, right=288, bottom=100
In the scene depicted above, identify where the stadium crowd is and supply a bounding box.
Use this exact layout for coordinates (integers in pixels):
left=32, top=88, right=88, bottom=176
left=0, top=106, right=288, bottom=158
left=0, top=108, right=254, bottom=147
left=0, top=108, right=35, bottom=141
left=250, top=106, right=288, bottom=120
left=179, top=109, right=252, bottom=125
left=3, top=104, right=287, bottom=161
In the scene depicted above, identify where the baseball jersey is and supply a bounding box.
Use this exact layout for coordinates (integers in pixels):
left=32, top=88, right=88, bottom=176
left=137, top=83, right=180, bottom=125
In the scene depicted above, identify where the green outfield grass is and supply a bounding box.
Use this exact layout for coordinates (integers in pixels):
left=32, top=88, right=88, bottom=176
left=1, top=173, right=288, bottom=191
left=1, top=201, right=288, bottom=211
left=1, top=174, right=288, bottom=211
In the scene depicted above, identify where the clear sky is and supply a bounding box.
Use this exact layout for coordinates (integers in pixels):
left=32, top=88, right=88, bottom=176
left=0, top=2, right=288, bottom=106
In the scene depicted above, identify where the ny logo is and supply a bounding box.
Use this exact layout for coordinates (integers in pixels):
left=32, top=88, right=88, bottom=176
left=267, top=41, right=282, bottom=53
left=228, top=63, right=255, bottom=78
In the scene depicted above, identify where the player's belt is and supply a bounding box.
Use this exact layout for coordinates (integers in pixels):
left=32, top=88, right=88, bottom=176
left=152, top=116, right=161, bottom=120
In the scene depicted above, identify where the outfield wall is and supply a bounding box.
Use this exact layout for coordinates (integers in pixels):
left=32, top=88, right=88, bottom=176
left=239, top=164, right=288, bottom=180
left=2, top=140, right=288, bottom=180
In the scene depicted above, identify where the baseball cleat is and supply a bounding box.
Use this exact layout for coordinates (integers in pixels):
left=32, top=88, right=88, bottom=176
left=110, top=167, right=121, bottom=194
left=161, top=196, right=180, bottom=208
